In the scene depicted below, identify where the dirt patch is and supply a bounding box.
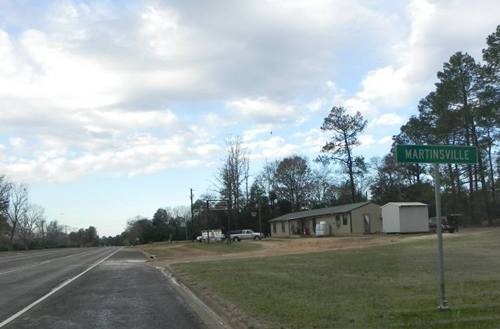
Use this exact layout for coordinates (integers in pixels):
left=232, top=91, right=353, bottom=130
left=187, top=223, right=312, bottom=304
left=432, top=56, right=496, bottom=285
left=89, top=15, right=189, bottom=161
left=141, top=244, right=215, bottom=259
left=146, top=231, right=469, bottom=267
left=143, top=229, right=481, bottom=268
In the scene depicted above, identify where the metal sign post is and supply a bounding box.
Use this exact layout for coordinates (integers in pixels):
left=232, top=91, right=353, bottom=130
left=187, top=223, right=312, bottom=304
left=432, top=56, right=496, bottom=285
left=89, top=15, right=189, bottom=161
left=396, top=144, right=478, bottom=311
left=433, top=163, right=448, bottom=310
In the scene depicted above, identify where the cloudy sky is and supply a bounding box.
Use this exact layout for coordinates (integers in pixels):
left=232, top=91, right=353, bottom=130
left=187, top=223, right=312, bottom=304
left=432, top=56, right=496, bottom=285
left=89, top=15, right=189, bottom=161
left=0, top=0, right=498, bottom=236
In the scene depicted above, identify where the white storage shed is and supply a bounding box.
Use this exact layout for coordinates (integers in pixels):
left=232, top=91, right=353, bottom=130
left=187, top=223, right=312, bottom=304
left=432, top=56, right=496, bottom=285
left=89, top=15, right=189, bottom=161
left=381, top=202, right=429, bottom=233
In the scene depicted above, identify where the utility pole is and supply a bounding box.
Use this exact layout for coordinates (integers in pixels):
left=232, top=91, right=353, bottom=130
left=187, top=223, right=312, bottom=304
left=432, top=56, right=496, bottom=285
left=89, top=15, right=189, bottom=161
left=258, top=200, right=262, bottom=234
left=206, top=200, right=210, bottom=244
left=189, top=188, right=194, bottom=241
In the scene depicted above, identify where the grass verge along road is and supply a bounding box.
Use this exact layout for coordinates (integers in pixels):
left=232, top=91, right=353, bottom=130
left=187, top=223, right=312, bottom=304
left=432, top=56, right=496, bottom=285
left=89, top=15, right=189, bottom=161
left=139, top=240, right=262, bottom=260
left=173, top=229, right=500, bottom=329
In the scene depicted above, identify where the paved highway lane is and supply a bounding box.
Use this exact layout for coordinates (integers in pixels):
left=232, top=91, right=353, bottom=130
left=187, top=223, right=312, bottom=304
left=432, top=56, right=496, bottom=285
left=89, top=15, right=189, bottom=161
left=0, top=247, right=119, bottom=322
left=0, top=248, right=208, bottom=329
left=0, top=248, right=101, bottom=275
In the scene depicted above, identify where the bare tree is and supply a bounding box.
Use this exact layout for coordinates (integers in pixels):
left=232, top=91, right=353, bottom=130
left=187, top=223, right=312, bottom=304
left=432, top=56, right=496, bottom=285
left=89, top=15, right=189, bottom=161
left=18, top=204, right=45, bottom=247
left=37, top=218, right=47, bottom=240
left=170, top=205, right=191, bottom=224
left=7, top=184, right=29, bottom=242
left=275, top=156, right=314, bottom=211
left=217, top=137, right=249, bottom=225
left=310, top=164, right=337, bottom=207
left=0, top=176, right=12, bottom=235
left=255, top=160, right=279, bottom=201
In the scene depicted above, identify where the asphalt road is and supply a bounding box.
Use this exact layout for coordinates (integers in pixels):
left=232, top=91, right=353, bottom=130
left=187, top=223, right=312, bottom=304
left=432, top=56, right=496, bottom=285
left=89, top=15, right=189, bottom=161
left=0, top=247, right=208, bottom=329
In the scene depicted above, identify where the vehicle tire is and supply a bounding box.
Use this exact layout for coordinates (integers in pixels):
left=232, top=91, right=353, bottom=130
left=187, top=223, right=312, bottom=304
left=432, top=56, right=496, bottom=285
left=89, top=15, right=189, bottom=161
left=233, top=237, right=240, bottom=242
left=253, top=236, right=261, bottom=240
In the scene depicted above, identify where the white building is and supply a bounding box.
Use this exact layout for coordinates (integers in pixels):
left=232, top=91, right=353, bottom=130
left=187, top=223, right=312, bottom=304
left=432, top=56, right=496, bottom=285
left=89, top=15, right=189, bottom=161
left=381, top=202, right=429, bottom=233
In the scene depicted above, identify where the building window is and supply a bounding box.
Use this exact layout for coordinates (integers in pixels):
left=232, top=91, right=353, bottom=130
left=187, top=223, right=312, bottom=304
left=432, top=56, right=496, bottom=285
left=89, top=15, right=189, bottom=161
left=273, top=223, right=276, bottom=234
left=281, top=222, right=285, bottom=233
left=335, top=214, right=341, bottom=227
left=343, top=214, right=348, bottom=226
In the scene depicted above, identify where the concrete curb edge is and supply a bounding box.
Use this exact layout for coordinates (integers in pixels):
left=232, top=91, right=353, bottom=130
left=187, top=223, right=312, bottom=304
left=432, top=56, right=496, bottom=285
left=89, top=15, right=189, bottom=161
left=157, top=265, right=232, bottom=329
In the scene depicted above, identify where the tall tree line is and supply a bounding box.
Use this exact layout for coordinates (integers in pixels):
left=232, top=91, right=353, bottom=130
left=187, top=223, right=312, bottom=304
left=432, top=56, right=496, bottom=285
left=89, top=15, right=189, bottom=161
left=371, top=26, right=499, bottom=224
left=121, top=206, right=190, bottom=245
left=0, top=175, right=102, bottom=250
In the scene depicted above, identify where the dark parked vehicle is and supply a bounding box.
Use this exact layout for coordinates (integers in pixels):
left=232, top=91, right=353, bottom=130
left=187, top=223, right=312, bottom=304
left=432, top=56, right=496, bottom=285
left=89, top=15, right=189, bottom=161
left=429, top=215, right=461, bottom=233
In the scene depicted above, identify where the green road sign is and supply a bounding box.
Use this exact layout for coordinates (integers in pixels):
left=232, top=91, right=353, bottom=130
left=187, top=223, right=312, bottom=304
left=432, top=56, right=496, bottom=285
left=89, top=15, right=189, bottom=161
left=396, top=144, right=478, bottom=310
left=396, top=144, right=478, bottom=164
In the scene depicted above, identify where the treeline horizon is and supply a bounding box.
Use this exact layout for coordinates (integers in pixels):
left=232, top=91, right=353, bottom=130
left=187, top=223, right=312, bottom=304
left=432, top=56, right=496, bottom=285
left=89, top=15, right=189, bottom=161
left=0, top=177, right=102, bottom=251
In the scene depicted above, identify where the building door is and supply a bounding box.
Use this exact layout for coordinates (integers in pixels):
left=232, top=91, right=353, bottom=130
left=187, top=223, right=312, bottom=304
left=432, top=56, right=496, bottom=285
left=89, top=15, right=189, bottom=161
left=363, top=214, right=371, bottom=234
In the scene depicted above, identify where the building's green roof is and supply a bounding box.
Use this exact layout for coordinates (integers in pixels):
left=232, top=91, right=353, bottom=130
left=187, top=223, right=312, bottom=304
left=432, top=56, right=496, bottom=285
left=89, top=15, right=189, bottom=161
left=268, top=201, right=376, bottom=223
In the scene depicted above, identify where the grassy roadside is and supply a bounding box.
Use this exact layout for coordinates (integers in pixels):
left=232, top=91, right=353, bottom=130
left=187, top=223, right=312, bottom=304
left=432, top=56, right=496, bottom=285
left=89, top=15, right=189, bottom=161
left=138, top=240, right=262, bottom=259
left=173, top=229, right=500, bottom=329
left=188, top=241, right=262, bottom=253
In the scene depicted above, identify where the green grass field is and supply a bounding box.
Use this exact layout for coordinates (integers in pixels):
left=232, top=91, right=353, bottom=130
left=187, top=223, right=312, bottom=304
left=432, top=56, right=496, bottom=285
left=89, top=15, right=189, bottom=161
left=188, top=241, right=263, bottom=253
left=138, top=240, right=262, bottom=259
left=173, top=229, right=500, bottom=329
left=137, top=241, right=183, bottom=258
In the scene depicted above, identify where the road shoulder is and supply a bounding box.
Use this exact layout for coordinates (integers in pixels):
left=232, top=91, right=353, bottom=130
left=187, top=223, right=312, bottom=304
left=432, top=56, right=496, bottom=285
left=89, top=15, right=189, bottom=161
left=159, top=264, right=263, bottom=329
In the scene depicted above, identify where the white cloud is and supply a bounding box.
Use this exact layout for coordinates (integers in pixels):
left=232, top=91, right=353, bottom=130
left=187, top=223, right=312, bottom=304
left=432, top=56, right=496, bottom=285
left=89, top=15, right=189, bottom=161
left=200, top=112, right=236, bottom=129
left=378, top=136, right=394, bottom=145
left=0, top=132, right=219, bottom=183
left=242, top=124, right=276, bottom=142
left=242, top=128, right=328, bottom=161
left=226, top=97, right=301, bottom=124
left=80, top=109, right=177, bottom=131
left=345, top=0, right=500, bottom=115
left=293, top=129, right=326, bottom=153
left=369, top=113, right=405, bottom=127
left=1, top=29, right=123, bottom=109
left=9, top=137, right=25, bottom=149
left=0, top=0, right=497, bottom=184
left=243, top=136, right=300, bottom=160
left=140, top=5, right=183, bottom=58
left=359, top=134, right=376, bottom=148
left=306, top=81, right=347, bottom=113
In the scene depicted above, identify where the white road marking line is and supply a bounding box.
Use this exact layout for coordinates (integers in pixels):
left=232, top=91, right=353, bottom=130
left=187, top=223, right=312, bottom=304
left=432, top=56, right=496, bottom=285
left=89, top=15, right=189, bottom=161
left=0, top=247, right=122, bottom=328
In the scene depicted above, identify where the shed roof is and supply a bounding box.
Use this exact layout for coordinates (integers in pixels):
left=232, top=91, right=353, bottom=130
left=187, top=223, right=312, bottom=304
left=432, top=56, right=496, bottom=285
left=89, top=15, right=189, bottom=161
left=268, top=201, right=375, bottom=223
left=381, top=202, right=428, bottom=208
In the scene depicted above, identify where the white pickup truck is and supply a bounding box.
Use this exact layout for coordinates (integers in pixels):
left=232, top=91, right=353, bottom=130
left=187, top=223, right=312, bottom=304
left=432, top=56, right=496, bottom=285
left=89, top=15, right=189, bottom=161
left=196, top=229, right=225, bottom=242
left=230, top=229, right=264, bottom=241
